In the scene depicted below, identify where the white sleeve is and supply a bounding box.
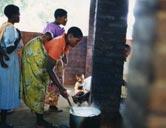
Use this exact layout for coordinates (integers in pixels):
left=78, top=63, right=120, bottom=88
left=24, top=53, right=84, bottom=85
left=3, top=26, right=16, bottom=47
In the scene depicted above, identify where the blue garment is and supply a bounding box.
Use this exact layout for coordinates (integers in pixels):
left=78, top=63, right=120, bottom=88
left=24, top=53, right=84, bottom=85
left=0, top=25, right=20, bottom=109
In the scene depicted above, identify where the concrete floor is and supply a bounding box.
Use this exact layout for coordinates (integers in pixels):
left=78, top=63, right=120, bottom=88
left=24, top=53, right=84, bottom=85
left=6, top=85, right=127, bottom=128
left=7, top=86, right=74, bottom=128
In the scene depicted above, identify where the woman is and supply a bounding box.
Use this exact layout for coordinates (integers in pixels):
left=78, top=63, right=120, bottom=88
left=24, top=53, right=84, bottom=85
left=21, top=27, right=83, bottom=128
left=0, top=4, right=21, bottom=128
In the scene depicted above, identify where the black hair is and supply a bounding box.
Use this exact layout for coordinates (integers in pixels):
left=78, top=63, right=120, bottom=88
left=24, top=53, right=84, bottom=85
left=4, top=4, right=19, bottom=18
left=54, top=8, right=67, bottom=19
left=44, top=32, right=53, bottom=41
left=67, top=27, right=83, bottom=38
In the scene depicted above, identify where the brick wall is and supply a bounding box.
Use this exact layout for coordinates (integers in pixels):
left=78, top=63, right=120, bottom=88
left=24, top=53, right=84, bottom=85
left=21, top=31, right=41, bottom=44
left=65, top=37, right=87, bottom=85
left=21, top=31, right=87, bottom=85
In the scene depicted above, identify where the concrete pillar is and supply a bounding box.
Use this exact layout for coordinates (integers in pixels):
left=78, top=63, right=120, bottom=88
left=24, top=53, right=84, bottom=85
left=85, top=0, right=96, bottom=77
left=91, top=0, right=128, bottom=121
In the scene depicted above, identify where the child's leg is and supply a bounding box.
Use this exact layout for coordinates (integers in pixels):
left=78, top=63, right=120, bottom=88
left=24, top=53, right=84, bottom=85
left=78, top=92, right=90, bottom=102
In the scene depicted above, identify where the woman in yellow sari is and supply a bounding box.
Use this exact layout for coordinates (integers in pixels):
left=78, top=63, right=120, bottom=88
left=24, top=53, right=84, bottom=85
left=21, top=27, right=83, bottom=128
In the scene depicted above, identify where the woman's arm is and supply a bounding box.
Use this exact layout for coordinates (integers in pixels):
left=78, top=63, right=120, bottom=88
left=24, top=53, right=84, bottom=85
left=46, top=55, right=68, bottom=98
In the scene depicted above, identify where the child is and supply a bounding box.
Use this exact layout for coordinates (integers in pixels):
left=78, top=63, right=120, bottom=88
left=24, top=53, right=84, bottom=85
left=43, top=8, right=67, bottom=38
left=74, top=74, right=86, bottom=96
left=72, top=74, right=91, bottom=105
left=43, top=8, right=67, bottom=112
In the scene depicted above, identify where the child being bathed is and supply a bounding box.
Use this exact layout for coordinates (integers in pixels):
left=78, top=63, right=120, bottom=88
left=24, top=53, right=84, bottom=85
left=72, top=74, right=91, bottom=105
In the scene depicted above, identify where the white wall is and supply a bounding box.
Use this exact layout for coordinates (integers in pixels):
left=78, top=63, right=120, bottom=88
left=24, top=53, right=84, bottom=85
left=0, top=0, right=90, bottom=35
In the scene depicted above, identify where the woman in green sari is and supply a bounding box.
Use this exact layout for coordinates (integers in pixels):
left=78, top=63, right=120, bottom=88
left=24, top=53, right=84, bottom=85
left=21, top=34, right=51, bottom=113
left=21, top=27, right=83, bottom=128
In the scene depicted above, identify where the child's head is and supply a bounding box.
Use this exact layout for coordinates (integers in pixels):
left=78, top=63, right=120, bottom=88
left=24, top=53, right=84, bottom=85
left=42, top=32, right=53, bottom=43
left=76, top=74, right=85, bottom=83
left=66, top=27, right=83, bottom=47
left=54, top=8, right=67, bottom=26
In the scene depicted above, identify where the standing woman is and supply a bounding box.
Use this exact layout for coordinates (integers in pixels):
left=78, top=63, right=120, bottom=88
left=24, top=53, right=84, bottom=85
left=0, top=4, right=21, bottom=128
left=43, top=8, right=68, bottom=112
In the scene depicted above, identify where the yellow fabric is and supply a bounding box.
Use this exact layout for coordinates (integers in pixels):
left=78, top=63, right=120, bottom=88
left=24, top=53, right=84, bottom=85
left=0, top=22, right=13, bottom=42
left=21, top=37, right=50, bottom=114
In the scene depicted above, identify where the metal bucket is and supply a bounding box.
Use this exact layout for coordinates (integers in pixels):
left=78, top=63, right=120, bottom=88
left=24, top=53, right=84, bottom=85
left=69, top=106, right=101, bottom=128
